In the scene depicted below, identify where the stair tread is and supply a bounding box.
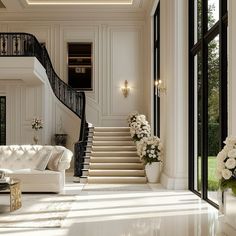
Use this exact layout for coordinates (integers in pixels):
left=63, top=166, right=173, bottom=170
left=92, top=146, right=136, bottom=150
left=90, top=158, right=141, bottom=163
left=88, top=169, right=145, bottom=177
left=93, top=132, right=130, bottom=136
left=91, top=151, right=138, bottom=157
left=94, top=127, right=129, bottom=131
left=89, top=162, right=142, bottom=165
left=89, top=163, right=144, bottom=169
left=93, top=137, right=132, bottom=141
left=89, top=169, right=145, bottom=172
left=92, top=141, right=135, bottom=146
left=87, top=176, right=147, bottom=184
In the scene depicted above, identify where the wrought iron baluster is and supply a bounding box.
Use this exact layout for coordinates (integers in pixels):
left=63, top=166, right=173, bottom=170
left=13, top=35, right=20, bottom=55
left=1, top=35, right=7, bottom=55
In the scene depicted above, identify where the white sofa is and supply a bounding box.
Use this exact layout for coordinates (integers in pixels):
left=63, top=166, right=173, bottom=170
left=0, top=145, right=73, bottom=193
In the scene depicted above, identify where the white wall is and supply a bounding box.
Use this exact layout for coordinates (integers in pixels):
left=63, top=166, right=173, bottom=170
left=0, top=58, right=81, bottom=152
left=222, top=0, right=236, bottom=234
left=0, top=19, right=146, bottom=127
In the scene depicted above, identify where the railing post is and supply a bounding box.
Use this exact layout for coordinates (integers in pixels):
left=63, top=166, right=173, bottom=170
left=74, top=141, right=84, bottom=177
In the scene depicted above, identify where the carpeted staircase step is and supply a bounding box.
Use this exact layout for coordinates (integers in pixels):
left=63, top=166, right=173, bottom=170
left=94, top=127, right=130, bottom=132
left=92, top=141, right=135, bottom=146
left=92, top=146, right=136, bottom=151
left=89, top=156, right=141, bottom=163
left=89, top=163, right=144, bottom=169
left=88, top=169, right=145, bottom=176
left=87, top=176, right=147, bottom=184
left=93, top=131, right=130, bottom=136
left=91, top=151, right=138, bottom=157
left=93, top=136, right=133, bottom=141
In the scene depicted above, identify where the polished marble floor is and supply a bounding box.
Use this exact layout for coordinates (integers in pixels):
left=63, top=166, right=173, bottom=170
left=0, top=175, right=234, bottom=236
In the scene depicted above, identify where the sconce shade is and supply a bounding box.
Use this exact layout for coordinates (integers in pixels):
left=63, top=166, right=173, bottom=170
left=121, top=80, right=130, bottom=97
left=154, top=79, right=166, bottom=96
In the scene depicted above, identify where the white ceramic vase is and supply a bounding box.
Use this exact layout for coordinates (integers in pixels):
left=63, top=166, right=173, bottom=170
left=223, top=189, right=236, bottom=231
left=33, top=130, right=39, bottom=144
left=145, top=162, right=161, bottom=183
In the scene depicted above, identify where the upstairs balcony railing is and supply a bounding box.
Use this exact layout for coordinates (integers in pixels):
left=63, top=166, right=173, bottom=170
left=0, top=32, right=87, bottom=177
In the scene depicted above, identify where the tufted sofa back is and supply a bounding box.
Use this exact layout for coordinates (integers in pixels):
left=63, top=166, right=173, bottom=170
left=0, top=145, right=73, bottom=171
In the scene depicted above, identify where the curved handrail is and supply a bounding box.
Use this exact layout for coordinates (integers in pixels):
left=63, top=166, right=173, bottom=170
left=0, top=32, right=85, bottom=120
left=0, top=32, right=87, bottom=176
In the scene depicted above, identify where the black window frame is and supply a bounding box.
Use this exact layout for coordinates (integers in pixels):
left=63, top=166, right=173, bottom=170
left=154, top=3, right=160, bottom=137
left=189, top=0, right=228, bottom=207
left=0, top=96, right=6, bottom=145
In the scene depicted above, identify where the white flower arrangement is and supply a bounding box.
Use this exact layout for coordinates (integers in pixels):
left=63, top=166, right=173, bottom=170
left=31, top=117, right=43, bottom=131
left=127, top=111, right=139, bottom=126
left=128, top=113, right=151, bottom=142
left=130, top=121, right=151, bottom=142
left=136, top=136, right=163, bottom=164
left=216, top=136, right=236, bottom=195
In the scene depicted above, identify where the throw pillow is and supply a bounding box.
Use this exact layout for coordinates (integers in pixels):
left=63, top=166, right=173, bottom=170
left=47, top=150, right=64, bottom=171
left=35, top=150, right=52, bottom=171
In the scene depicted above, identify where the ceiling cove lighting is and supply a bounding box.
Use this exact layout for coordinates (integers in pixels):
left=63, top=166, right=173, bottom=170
left=26, top=0, right=133, bottom=5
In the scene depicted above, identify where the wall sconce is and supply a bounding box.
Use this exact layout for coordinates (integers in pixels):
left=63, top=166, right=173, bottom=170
left=121, top=80, right=130, bottom=98
left=154, top=79, right=166, bottom=97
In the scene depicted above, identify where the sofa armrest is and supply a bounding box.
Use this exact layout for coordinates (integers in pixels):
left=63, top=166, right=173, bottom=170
left=57, top=148, right=73, bottom=171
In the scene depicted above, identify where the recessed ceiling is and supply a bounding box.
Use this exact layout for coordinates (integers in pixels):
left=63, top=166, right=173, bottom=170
left=0, top=0, right=151, bottom=21
left=26, top=0, right=133, bottom=5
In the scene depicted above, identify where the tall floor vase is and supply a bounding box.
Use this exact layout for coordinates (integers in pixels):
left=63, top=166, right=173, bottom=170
left=33, top=130, right=39, bottom=144
left=145, top=162, right=161, bottom=183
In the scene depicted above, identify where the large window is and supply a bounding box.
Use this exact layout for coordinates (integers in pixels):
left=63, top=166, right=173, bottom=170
left=153, top=3, right=160, bottom=136
left=189, top=0, right=227, bottom=206
left=0, top=96, right=6, bottom=145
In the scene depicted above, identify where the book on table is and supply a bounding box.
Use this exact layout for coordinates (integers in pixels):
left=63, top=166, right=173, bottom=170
left=0, top=177, right=10, bottom=183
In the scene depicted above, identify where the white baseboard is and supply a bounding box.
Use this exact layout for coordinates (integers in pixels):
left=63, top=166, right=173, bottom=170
left=160, top=172, right=188, bottom=190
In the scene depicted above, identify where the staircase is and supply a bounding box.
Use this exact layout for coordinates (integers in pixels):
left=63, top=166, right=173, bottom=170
left=0, top=33, right=87, bottom=179
left=83, top=127, right=147, bottom=184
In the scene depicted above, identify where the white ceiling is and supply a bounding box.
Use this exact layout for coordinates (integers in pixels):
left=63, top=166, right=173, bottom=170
left=0, top=0, right=153, bottom=20
left=26, top=0, right=133, bottom=4
left=0, top=0, right=151, bottom=11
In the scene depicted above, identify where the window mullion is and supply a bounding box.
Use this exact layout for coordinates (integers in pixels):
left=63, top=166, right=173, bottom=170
left=219, top=0, right=228, bottom=148
left=201, top=0, right=208, bottom=200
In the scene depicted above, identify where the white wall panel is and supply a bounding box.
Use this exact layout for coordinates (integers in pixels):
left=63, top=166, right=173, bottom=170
left=110, top=28, right=143, bottom=116
left=0, top=62, right=80, bottom=152
left=0, top=19, right=146, bottom=135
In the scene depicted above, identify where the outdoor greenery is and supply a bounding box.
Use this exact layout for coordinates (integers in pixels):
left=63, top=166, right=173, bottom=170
left=208, top=156, right=219, bottom=190
left=196, top=1, right=221, bottom=193
left=197, top=156, right=219, bottom=191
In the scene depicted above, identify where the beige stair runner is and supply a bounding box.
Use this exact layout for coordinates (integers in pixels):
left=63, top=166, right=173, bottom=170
left=87, top=127, right=147, bottom=184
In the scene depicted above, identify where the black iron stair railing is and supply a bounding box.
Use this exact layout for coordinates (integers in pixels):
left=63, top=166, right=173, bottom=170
left=0, top=32, right=87, bottom=178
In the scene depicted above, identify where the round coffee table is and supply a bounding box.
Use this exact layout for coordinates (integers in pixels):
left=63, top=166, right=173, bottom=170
left=0, top=178, right=22, bottom=211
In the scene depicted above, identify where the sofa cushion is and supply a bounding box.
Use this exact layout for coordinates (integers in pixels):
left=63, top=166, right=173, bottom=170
left=35, top=149, right=52, bottom=171
left=46, top=146, right=73, bottom=171
left=47, top=150, right=64, bottom=171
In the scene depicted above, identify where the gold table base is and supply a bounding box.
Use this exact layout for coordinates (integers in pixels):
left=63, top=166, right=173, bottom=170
left=9, top=181, right=22, bottom=211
